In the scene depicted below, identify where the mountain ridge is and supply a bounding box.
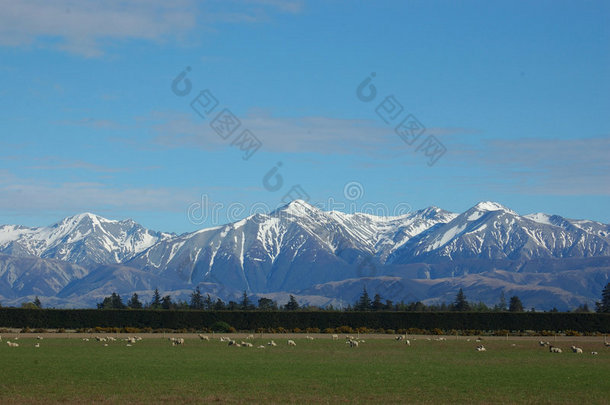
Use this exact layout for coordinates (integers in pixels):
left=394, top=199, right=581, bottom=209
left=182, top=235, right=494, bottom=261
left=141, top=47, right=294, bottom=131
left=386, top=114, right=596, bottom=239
left=1, top=200, right=608, bottom=310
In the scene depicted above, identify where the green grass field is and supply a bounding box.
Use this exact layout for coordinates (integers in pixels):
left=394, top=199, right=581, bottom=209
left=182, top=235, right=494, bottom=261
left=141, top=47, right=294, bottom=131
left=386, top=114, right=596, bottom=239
left=1, top=336, right=609, bottom=404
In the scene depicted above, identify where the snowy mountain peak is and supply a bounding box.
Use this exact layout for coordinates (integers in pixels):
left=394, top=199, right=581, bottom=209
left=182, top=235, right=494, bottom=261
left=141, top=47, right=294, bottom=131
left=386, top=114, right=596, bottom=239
left=274, top=199, right=319, bottom=217
left=471, top=201, right=516, bottom=214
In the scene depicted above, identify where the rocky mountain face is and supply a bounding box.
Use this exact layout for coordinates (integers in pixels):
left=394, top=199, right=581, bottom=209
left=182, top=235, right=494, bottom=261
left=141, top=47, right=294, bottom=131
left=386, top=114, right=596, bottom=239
left=0, top=201, right=608, bottom=310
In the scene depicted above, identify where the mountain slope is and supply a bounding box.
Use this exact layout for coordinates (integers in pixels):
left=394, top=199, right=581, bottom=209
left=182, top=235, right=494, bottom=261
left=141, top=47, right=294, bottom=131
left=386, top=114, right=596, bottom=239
left=388, top=202, right=610, bottom=263
left=0, top=213, right=173, bottom=267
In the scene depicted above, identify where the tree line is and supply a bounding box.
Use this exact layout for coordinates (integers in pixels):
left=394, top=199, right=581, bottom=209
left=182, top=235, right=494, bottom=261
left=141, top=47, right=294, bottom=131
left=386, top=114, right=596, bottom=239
left=96, top=288, right=302, bottom=312
left=7, top=282, right=610, bottom=314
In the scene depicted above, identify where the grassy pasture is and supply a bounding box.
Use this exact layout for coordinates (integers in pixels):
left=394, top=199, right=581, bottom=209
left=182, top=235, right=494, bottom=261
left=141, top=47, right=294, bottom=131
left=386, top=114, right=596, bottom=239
left=0, top=335, right=608, bottom=404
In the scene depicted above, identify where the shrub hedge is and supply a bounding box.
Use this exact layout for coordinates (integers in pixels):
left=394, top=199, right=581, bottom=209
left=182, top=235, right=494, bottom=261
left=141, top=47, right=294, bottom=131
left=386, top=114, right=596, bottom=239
left=1, top=308, right=609, bottom=332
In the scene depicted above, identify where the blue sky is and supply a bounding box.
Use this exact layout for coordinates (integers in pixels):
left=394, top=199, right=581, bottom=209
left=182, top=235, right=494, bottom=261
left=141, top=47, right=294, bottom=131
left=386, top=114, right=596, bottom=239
left=0, top=0, right=609, bottom=233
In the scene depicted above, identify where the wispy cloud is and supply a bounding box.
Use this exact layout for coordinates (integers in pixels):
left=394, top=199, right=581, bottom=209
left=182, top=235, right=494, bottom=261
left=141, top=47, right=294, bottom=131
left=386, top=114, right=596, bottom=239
left=0, top=0, right=304, bottom=57
left=147, top=110, right=471, bottom=157
left=0, top=171, right=194, bottom=213
left=55, top=117, right=123, bottom=129
left=452, top=136, right=610, bottom=196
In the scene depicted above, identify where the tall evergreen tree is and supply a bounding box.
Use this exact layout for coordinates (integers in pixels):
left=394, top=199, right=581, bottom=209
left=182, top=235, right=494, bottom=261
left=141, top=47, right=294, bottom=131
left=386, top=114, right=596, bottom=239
left=495, top=291, right=507, bottom=311
left=356, top=287, right=372, bottom=311
left=150, top=288, right=162, bottom=309
left=240, top=290, right=253, bottom=310
left=596, top=282, right=610, bottom=313
left=189, top=286, right=204, bottom=310
left=33, top=296, right=42, bottom=309
left=508, top=296, right=524, bottom=312
left=97, top=292, right=125, bottom=309
left=258, top=297, right=278, bottom=311
left=452, top=288, right=470, bottom=311
left=371, top=293, right=384, bottom=311
left=203, top=294, right=213, bottom=310
left=161, top=295, right=173, bottom=310
left=284, top=295, right=300, bottom=311
left=127, top=293, right=142, bottom=309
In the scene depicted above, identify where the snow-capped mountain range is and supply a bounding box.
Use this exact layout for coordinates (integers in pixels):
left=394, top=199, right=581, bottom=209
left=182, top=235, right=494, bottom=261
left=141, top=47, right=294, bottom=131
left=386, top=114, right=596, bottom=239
left=1, top=200, right=609, bottom=310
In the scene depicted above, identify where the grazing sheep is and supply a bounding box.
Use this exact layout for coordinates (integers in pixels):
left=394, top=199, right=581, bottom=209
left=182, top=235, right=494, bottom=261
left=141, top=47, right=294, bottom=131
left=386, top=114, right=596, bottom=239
left=246, top=334, right=254, bottom=340
left=605, top=341, right=610, bottom=348
left=103, top=343, right=108, bottom=347
left=171, top=337, right=185, bottom=346
left=538, top=341, right=548, bottom=347
left=126, top=344, right=132, bottom=347
left=107, top=337, right=116, bottom=342
left=34, top=343, right=40, bottom=348
left=268, top=340, right=277, bottom=347
left=475, top=338, right=483, bottom=343
left=7, top=341, right=19, bottom=348
left=36, top=336, right=43, bottom=340
left=549, top=346, right=562, bottom=353
left=243, top=342, right=253, bottom=348
left=0, top=335, right=2, bottom=342
left=287, top=340, right=297, bottom=346
left=198, top=334, right=210, bottom=341
left=405, top=339, right=411, bottom=346
left=332, top=334, right=339, bottom=341
left=395, top=336, right=404, bottom=341
left=571, top=346, right=583, bottom=354
left=257, top=345, right=266, bottom=349
left=82, top=338, right=89, bottom=342
left=591, top=351, right=598, bottom=355
left=306, top=336, right=314, bottom=340
left=228, top=340, right=237, bottom=346
left=220, top=337, right=231, bottom=342
left=476, top=345, right=486, bottom=352
left=349, top=340, right=359, bottom=348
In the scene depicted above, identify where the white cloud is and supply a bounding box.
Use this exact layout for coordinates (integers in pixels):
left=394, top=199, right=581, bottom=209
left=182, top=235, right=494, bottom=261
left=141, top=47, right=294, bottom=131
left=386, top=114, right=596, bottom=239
left=0, top=0, right=304, bottom=57
left=0, top=170, right=195, bottom=212
left=451, top=136, right=610, bottom=196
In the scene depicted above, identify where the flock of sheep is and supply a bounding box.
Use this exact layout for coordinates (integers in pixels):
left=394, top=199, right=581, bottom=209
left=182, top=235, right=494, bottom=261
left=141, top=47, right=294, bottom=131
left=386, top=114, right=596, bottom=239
left=2, top=333, right=609, bottom=355
left=538, top=340, right=606, bottom=355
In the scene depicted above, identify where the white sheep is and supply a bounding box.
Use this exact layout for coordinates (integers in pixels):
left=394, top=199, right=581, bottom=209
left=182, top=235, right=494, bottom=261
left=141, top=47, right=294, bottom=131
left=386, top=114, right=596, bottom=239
left=332, top=334, right=339, bottom=341
left=171, top=337, right=185, bottom=346
left=476, top=345, right=486, bottom=352
left=243, top=342, right=253, bottom=348
left=349, top=340, right=359, bottom=348
left=246, top=334, right=254, bottom=340
left=549, top=346, right=562, bottom=353
left=82, top=338, right=90, bottom=342
left=287, top=340, right=297, bottom=346
left=571, top=346, right=583, bottom=354
left=7, top=341, right=19, bottom=348
left=36, top=336, right=43, bottom=340
left=395, top=336, right=404, bottom=341
left=34, top=343, right=40, bottom=348
left=591, top=351, right=598, bottom=355
left=257, top=345, right=266, bottom=349
left=199, top=334, right=210, bottom=341
left=306, top=335, right=314, bottom=340
left=267, top=340, right=277, bottom=347
left=405, top=339, right=411, bottom=346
